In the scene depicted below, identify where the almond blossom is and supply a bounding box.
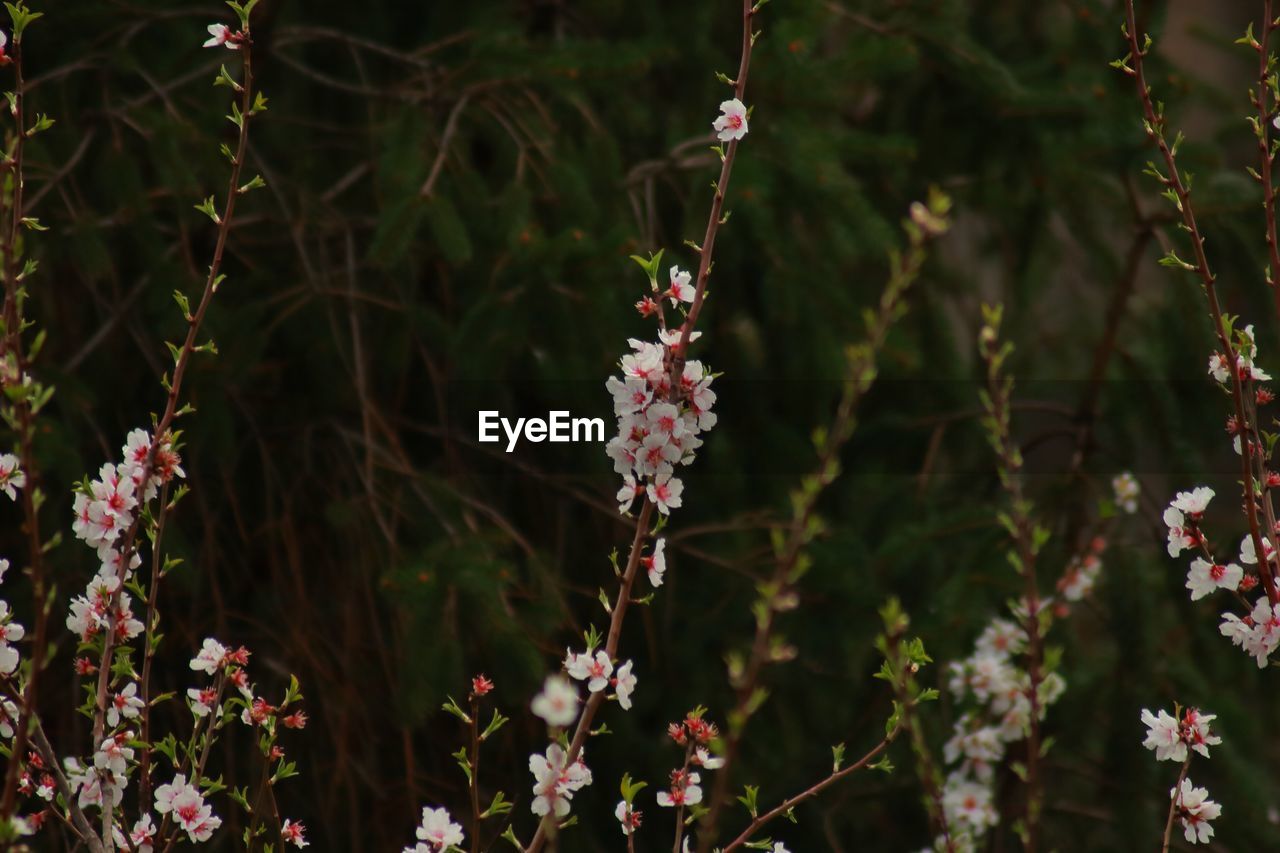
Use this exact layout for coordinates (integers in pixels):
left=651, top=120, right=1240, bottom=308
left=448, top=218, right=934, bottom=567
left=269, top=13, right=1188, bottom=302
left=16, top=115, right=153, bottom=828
left=667, top=266, right=695, bottom=306
left=1171, top=778, right=1221, bottom=844
left=0, top=453, right=25, bottom=500
left=106, top=681, right=144, bottom=728
left=1220, top=595, right=1280, bottom=667
left=694, top=747, right=725, bottom=770
left=1112, top=471, right=1140, bottom=513
left=656, top=769, right=702, bottom=807
left=564, top=649, right=613, bottom=693
left=203, top=23, right=239, bottom=49
left=641, top=537, right=666, bottom=587
left=1238, top=532, right=1275, bottom=568
left=1141, top=707, right=1221, bottom=762
left=408, top=806, right=463, bottom=851
left=529, top=743, right=592, bottom=818
left=941, top=777, right=998, bottom=831
left=605, top=327, right=716, bottom=520
left=615, top=800, right=642, bottom=836
left=601, top=660, right=631, bottom=712
left=281, top=819, right=309, bottom=847
left=0, top=600, right=23, bottom=675
left=531, top=675, right=579, bottom=727
left=191, top=637, right=229, bottom=674
left=1171, top=487, right=1214, bottom=517
left=647, top=466, right=684, bottom=515
left=713, top=98, right=749, bottom=142
left=1163, top=505, right=1203, bottom=558
left=1186, top=558, right=1242, bottom=601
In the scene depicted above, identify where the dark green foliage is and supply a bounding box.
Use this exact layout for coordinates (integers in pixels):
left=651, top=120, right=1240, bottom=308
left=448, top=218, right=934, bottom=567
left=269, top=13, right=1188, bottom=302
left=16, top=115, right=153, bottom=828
left=10, top=0, right=1280, bottom=849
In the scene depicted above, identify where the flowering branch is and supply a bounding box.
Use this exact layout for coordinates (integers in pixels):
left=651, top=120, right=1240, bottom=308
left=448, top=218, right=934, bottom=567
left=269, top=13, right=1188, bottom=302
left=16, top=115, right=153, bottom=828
left=1141, top=706, right=1222, bottom=847
left=524, top=501, right=652, bottom=852
left=0, top=3, right=59, bottom=827
left=89, top=2, right=265, bottom=834
left=976, top=305, right=1049, bottom=849
left=441, top=674, right=507, bottom=853
left=670, top=0, right=757, bottom=371
left=1116, top=0, right=1280, bottom=604
left=0, top=676, right=102, bottom=850
left=520, top=3, right=761, bottom=851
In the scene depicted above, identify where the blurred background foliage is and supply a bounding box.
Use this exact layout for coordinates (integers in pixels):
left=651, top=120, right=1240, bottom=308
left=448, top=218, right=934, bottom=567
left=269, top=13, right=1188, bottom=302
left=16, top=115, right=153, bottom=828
left=7, top=0, right=1280, bottom=848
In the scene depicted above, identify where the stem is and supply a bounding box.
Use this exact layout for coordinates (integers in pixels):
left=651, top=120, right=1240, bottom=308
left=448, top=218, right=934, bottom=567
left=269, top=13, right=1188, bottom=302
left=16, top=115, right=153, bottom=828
left=527, top=4, right=759, bottom=849
left=697, top=207, right=944, bottom=851
left=887, top=620, right=954, bottom=853
left=1160, top=757, right=1193, bottom=853
left=244, top=729, right=286, bottom=853
left=137, top=479, right=171, bottom=811
left=469, top=696, right=481, bottom=853
left=980, top=331, right=1045, bottom=852
left=1122, top=0, right=1280, bottom=605
left=720, top=725, right=901, bottom=853
left=93, top=34, right=257, bottom=848
left=670, top=743, right=695, bottom=853
left=669, top=0, right=754, bottom=387
left=524, top=501, right=654, bottom=853
left=1254, top=3, right=1280, bottom=321
left=0, top=33, right=54, bottom=830
left=155, top=670, right=228, bottom=851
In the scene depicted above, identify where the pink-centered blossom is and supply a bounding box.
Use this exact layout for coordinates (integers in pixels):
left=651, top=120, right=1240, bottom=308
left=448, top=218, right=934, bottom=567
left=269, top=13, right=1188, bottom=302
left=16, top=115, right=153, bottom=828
left=713, top=98, right=749, bottom=142
left=615, top=800, right=642, bottom=836
left=656, top=769, right=702, bottom=807
left=647, top=467, right=684, bottom=515
left=666, top=266, right=695, bottom=306
left=641, top=538, right=666, bottom=587
left=203, top=24, right=240, bottom=49
left=1171, top=778, right=1221, bottom=845
left=0, top=453, right=25, bottom=500
left=531, top=675, right=579, bottom=727
left=107, top=682, right=145, bottom=727
left=613, top=659, right=637, bottom=710
left=565, top=648, right=613, bottom=693
left=1186, top=558, right=1242, bottom=601
left=282, top=819, right=309, bottom=847
left=411, top=806, right=463, bottom=851
left=529, top=744, right=592, bottom=818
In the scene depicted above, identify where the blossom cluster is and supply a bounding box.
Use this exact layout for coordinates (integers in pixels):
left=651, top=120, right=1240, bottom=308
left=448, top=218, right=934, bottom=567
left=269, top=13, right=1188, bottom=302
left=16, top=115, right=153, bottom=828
left=606, top=330, right=716, bottom=516
left=530, top=743, right=593, bottom=819
left=401, top=97, right=749, bottom=853
left=65, top=429, right=183, bottom=644
left=1141, top=707, right=1223, bottom=844
left=1159, top=486, right=1280, bottom=667
left=927, top=473, right=1136, bottom=852
left=939, top=614, right=1065, bottom=845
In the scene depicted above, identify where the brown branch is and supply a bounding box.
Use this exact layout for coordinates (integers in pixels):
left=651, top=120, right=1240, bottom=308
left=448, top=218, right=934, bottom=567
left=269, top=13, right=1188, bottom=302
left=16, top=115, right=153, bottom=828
left=0, top=29, right=51, bottom=829
left=1121, top=0, right=1279, bottom=604
left=720, top=725, right=901, bottom=853
left=94, top=19, right=261, bottom=846
left=523, top=3, right=760, bottom=850
left=1252, top=3, right=1280, bottom=320
left=1161, top=757, right=1193, bottom=853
